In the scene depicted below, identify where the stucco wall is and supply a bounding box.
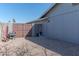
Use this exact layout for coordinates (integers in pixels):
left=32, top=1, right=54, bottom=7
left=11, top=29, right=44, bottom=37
left=46, top=3, right=79, bottom=17
left=42, top=3, right=79, bottom=44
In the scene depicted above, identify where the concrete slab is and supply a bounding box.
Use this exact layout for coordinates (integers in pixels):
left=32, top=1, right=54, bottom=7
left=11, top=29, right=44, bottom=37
left=26, top=36, right=79, bottom=56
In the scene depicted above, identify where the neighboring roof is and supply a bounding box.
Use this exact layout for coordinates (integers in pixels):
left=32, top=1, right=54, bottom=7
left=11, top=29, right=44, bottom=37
left=26, top=3, right=57, bottom=24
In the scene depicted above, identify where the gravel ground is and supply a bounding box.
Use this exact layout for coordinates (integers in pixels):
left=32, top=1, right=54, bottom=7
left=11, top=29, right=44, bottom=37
left=0, top=37, right=57, bottom=56
left=0, top=37, right=79, bottom=56
left=0, top=38, right=28, bottom=56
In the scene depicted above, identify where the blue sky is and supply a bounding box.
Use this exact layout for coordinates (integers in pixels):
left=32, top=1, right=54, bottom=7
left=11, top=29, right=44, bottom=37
left=0, top=3, right=51, bottom=23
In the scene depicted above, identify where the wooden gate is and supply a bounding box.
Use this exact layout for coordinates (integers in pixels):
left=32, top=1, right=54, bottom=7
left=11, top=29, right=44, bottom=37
left=13, top=23, right=32, bottom=38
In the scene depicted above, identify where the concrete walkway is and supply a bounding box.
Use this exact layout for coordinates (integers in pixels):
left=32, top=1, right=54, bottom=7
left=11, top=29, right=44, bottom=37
left=26, top=36, right=79, bottom=56
left=0, top=36, right=79, bottom=56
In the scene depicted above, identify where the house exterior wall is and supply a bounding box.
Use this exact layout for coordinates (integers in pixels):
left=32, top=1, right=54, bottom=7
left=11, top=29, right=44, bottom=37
left=45, top=3, right=79, bottom=17
left=34, top=24, right=42, bottom=36
left=42, top=3, right=79, bottom=44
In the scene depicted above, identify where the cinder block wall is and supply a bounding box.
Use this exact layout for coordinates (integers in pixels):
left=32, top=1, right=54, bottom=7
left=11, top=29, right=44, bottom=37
left=13, top=23, right=32, bottom=38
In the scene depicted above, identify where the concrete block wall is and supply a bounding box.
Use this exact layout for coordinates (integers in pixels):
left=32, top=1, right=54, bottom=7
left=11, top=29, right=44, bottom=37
left=13, top=23, right=32, bottom=38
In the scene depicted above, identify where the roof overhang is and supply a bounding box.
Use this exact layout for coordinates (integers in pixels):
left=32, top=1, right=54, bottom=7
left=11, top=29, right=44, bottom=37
left=27, top=17, right=48, bottom=24
left=39, top=3, right=57, bottom=18
left=26, top=3, right=57, bottom=24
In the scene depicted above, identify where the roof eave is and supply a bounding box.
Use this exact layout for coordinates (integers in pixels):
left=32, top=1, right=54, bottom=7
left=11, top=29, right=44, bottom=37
left=26, top=17, right=48, bottom=24
left=39, top=3, right=57, bottom=18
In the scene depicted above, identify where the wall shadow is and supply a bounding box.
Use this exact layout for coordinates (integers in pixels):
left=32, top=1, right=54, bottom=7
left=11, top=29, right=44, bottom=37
left=25, top=24, right=79, bottom=56
left=25, top=28, right=32, bottom=37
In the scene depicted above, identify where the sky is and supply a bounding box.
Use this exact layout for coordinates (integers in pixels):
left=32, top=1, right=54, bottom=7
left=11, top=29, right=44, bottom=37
left=0, top=3, right=52, bottom=23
